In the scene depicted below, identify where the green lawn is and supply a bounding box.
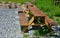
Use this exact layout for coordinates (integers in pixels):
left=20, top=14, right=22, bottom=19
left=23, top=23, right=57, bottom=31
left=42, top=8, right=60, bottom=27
left=34, top=0, right=60, bottom=25
left=0, top=0, right=60, bottom=24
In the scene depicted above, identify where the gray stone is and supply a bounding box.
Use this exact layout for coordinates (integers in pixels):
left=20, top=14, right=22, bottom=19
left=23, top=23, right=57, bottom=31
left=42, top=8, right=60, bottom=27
left=0, top=9, right=22, bottom=38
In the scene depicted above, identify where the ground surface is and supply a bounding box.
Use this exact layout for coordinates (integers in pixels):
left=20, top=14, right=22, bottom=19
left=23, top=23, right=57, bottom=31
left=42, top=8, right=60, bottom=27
left=0, top=8, right=23, bottom=38
left=0, top=0, right=60, bottom=37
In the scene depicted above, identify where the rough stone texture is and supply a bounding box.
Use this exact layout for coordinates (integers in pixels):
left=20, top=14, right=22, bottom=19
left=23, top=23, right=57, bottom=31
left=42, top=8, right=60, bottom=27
left=0, top=9, right=23, bottom=38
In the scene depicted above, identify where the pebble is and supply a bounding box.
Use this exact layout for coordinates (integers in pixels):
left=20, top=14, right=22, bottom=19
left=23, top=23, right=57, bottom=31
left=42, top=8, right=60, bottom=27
left=0, top=9, right=22, bottom=38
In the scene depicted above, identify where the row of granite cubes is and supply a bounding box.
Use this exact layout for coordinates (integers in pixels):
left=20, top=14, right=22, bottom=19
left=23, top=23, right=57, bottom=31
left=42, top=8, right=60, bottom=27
left=0, top=1, right=27, bottom=9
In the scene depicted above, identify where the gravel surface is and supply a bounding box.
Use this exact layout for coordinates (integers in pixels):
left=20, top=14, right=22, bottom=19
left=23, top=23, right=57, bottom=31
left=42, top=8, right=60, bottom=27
left=0, top=9, right=23, bottom=38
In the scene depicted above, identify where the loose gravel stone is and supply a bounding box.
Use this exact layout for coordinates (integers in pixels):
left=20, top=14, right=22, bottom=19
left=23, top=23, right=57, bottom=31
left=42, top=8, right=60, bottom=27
left=0, top=9, right=22, bottom=38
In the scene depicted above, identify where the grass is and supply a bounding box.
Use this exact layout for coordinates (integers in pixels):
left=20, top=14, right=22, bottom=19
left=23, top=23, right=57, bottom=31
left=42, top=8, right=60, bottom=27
left=34, top=25, right=50, bottom=36
left=34, top=0, right=60, bottom=25
left=0, top=0, right=31, bottom=4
